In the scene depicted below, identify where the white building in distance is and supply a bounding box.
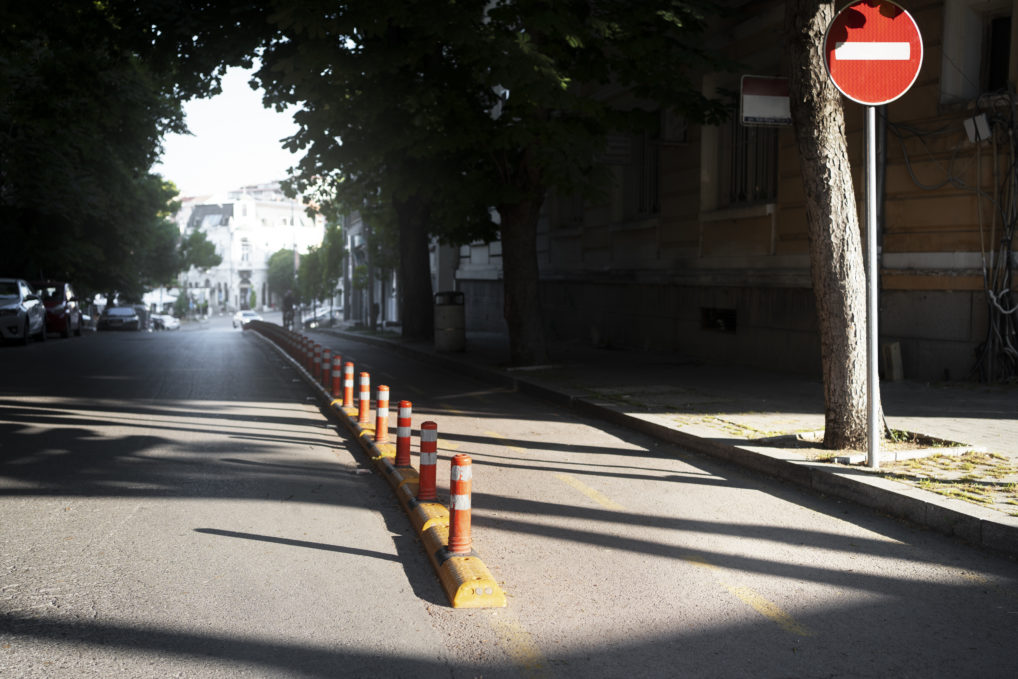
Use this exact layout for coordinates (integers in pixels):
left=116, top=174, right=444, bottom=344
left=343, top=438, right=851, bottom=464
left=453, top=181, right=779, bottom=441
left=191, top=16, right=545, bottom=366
left=176, top=182, right=324, bottom=313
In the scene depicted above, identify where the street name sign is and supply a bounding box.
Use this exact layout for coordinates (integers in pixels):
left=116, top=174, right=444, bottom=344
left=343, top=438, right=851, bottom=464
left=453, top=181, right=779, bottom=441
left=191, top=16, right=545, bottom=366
left=824, top=0, right=923, bottom=106
left=740, top=75, right=792, bottom=126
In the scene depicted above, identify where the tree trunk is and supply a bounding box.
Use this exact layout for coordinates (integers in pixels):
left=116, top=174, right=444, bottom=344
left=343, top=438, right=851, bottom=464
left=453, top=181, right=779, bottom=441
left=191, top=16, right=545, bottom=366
left=785, top=0, right=881, bottom=449
left=393, top=194, right=435, bottom=340
left=498, top=147, right=549, bottom=366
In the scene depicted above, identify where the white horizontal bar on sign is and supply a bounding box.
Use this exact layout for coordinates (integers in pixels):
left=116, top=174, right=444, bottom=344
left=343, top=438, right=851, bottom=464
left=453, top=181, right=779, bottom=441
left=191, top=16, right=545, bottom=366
left=834, top=41, right=910, bottom=60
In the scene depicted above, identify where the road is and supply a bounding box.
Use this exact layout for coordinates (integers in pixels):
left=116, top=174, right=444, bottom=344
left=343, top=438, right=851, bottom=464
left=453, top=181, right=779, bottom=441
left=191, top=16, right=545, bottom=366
left=2, top=314, right=1017, bottom=678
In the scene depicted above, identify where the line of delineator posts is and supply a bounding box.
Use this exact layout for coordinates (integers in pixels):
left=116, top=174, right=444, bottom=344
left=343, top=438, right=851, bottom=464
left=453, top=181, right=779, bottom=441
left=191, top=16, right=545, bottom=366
left=247, top=322, right=506, bottom=608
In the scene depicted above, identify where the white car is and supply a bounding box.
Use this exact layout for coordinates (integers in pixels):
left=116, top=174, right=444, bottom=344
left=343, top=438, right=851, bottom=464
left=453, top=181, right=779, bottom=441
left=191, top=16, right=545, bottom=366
left=0, top=278, right=47, bottom=344
left=152, top=314, right=180, bottom=330
left=232, top=310, right=262, bottom=328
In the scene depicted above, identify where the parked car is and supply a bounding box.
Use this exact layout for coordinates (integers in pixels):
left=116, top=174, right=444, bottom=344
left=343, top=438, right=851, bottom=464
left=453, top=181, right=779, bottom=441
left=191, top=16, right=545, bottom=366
left=97, top=305, right=141, bottom=331
left=151, top=314, right=180, bottom=330
left=0, top=278, right=47, bottom=344
left=31, top=280, right=83, bottom=338
left=232, top=309, right=262, bottom=328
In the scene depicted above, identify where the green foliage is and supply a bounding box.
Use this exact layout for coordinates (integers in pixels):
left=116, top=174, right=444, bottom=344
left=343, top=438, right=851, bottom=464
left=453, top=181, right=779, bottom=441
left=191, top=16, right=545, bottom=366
left=267, top=248, right=297, bottom=302
left=0, top=2, right=267, bottom=300
left=180, top=229, right=222, bottom=272
left=319, top=221, right=346, bottom=299
left=173, top=294, right=189, bottom=317
left=352, top=265, right=369, bottom=292
left=249, top=289, right=257, bottom=309
left=297, top=246, right=324, bottom=303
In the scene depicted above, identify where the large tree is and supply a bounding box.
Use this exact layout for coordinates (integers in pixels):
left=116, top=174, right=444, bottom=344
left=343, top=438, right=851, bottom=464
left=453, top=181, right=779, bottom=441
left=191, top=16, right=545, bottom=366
left=259, top=1, right=494, bottom=341
left=0, top=2, right=263, bottom=299
left=785, top=0, right=881, bottom=449
left=258, top=1, right=725, bottom=364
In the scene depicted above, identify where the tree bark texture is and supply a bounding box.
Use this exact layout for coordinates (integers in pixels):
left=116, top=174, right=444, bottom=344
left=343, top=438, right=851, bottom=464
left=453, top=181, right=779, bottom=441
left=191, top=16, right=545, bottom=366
left=394, top=195, right=435, bottom=340
left=785, top=0, right=881, bottom=449
left=498, top=146, right=549, bottom=366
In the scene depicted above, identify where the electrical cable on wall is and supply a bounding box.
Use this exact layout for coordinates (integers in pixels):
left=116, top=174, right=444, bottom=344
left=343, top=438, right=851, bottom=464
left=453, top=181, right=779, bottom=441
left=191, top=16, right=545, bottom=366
left=887, top=90, right=1017, bottom=382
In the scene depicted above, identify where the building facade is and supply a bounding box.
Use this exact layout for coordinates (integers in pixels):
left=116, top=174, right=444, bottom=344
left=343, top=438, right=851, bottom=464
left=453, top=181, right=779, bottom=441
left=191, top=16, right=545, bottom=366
left=177, top=182, right=325, bottom=314
left=453, top=0, right=1017, bottom=382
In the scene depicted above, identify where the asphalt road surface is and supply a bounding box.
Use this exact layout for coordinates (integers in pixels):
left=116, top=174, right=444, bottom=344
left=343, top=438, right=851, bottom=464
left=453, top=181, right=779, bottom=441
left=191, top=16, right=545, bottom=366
left=2, top=315, right=1017, bottom=678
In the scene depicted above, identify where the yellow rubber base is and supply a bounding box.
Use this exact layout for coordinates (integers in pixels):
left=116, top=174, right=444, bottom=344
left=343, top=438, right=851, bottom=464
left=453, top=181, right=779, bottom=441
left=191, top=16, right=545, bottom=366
left=305, top=347, right=506, bottom=608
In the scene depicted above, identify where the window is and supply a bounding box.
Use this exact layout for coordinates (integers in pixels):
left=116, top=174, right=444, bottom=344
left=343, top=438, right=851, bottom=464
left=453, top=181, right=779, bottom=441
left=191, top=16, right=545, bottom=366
left=700, top=73, right=780, bottom=214
left=941, top=0, right=1014, bottom=101
left=624, top=129, right=660, bottom=218
left=241, top=238, right=251, bottom=263
left=551, top=191, right=585, bottom=230
left=987, top=15, right=1012, bottom=92
left=596, top=124, right=662, bottom=224
left=717, top=116, right=778, bottom=207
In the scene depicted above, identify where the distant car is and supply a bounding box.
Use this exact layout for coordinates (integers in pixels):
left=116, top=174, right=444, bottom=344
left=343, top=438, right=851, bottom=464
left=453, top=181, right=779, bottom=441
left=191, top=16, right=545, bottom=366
left=152, top=314, right=180, bottom=330
left=31, top=280, right=83, bottom=338
left=305, top=307, right=342, bottom=329
left=233, top=309, right=262, bottom=328
left=98, top=305, right=141, bottom=331
left=0, top=278, right=47, bottom=344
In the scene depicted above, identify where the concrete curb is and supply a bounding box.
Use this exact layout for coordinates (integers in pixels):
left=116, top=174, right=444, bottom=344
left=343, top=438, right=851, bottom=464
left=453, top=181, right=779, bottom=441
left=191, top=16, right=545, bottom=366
left=248, top=323, right=507, bottom=609
left=324, top=329, right=1018, bottom=560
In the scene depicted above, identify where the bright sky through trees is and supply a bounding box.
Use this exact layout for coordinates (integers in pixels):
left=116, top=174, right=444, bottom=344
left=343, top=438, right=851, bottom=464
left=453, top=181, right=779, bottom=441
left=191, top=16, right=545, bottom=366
left=154, top=67, right=299, bottom=197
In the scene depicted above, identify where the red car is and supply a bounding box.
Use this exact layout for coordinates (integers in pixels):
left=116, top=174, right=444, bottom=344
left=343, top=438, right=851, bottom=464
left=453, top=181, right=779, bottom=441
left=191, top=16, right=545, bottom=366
left=31, top=281, right=83, bottom=338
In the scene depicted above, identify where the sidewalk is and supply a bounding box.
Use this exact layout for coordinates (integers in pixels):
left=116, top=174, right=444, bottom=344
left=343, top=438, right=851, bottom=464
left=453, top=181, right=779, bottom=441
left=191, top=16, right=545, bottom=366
left=322, top=323, right=1018, bottom=558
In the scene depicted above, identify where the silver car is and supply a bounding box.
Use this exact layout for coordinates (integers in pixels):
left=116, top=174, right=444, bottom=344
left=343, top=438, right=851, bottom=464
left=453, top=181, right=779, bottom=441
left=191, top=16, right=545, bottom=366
left=0, top=278, right=47, bottom=344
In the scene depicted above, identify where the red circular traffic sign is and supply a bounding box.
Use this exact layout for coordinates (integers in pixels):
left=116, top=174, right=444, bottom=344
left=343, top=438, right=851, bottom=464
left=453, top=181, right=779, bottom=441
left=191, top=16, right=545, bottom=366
left=824, top=0, right=923, bottom=106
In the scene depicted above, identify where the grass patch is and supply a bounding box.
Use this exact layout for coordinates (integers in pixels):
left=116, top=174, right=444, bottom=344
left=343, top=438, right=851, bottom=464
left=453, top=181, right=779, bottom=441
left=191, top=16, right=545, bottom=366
left=882, top=452, right=1018, bottom=515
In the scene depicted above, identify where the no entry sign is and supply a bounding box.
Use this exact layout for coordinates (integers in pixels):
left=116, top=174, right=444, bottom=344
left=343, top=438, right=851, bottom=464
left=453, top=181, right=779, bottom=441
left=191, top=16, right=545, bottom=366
left=824, top=0, right=923, bottom=106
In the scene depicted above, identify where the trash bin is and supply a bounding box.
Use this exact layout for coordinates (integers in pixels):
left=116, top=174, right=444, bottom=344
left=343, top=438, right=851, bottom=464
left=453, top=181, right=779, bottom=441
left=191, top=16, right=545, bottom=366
left=434, top=291, right=465, bottom=352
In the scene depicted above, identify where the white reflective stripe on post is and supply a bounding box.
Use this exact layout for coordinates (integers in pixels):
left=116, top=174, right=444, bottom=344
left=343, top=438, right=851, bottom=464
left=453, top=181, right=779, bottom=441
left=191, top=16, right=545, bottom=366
left=421, top=429, right=438, bottom=443
left=451, top=465, right=472, bottom=482
left=450, top=494, right=471, bottom=511
left=420, top=452, right=437, bottom=465
left=397, top=426, right=411, bottom=438
left=399, top=405, right=412, bottom=418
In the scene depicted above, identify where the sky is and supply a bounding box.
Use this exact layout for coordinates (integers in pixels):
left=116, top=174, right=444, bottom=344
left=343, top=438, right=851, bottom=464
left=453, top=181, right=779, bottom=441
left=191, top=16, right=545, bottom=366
left=153, top=67, right=301, bottom=197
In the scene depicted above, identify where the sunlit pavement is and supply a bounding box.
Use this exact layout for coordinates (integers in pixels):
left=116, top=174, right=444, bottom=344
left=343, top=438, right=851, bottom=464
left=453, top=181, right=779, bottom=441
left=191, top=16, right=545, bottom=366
left=1, top=323, right=1017, bottom=677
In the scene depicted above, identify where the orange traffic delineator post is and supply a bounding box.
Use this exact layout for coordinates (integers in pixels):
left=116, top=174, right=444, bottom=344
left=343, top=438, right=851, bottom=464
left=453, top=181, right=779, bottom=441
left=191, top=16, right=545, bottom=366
left=321, top=349, right=332, bottom=389
left=374, top=385, right=390, bottom=443
left=358, top=372, right=371, bottom=424
left=343, top=362, right=355, bottom=408
left=395, top=401, right=412, bottom=467
left=313, top=344, right=323, bottom=381
left=418, top=421, right=438, bottom=501
left=331, top=354, right=343, bottom=398
left=244, top=323, right=505, bottom=609
left=447, top=455, right=473, bottom=554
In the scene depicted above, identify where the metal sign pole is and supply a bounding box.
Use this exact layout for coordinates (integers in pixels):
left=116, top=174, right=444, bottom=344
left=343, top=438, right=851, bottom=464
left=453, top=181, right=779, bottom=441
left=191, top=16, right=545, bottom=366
left=866, top=105, right=880, bottom=469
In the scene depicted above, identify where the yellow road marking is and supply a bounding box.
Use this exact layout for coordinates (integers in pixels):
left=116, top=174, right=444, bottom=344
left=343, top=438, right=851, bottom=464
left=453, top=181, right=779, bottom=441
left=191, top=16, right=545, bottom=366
left=439, top=403, right=465, bottom=415
left=683, top=553, right=812, bottom=637
left=554, top=473, right=626, bottom=511
left=490, top=616, right=549, bottom=679
left=723, top=584, right=813, bottom=637
left=486, top=430, right=526, bottom=453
